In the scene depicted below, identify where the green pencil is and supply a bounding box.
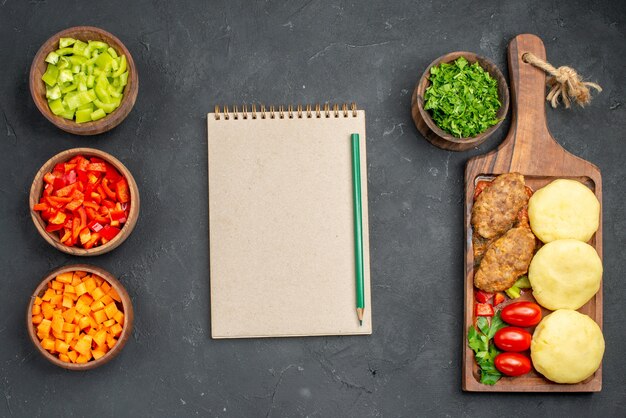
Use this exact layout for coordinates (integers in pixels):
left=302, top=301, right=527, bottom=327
left=351, top=133, right=365, bottom=326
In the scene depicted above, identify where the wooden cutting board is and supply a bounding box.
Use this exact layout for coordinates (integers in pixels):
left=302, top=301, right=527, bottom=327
left=462, top=34, right=603, bottom=392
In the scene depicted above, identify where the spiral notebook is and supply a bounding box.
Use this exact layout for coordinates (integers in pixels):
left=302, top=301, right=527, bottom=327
left=207, top=103, right=372, bottom=339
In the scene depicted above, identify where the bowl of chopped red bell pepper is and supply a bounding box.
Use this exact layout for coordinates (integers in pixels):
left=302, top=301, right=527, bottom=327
left=30, top=148, right=139, bottom=256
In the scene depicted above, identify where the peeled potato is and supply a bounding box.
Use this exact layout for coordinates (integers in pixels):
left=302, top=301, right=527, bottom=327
left=528, top=179, right=599, bottom=243
left=531, top=310, right=604, bottom=384
left=529, top=239, right=602, bottom=310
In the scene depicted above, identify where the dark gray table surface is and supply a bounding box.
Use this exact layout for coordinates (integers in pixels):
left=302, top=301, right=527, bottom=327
left=1, top=1, right=624, bottom=417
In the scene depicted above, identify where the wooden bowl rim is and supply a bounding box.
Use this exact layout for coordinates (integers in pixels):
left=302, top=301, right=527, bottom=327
left=29, top=26, right=138, bottom=136
left=26, top=264, right=134, bottom=370
left=415, top=51, right=510, bottom=145
left=29, top=147, right=140, bottom=256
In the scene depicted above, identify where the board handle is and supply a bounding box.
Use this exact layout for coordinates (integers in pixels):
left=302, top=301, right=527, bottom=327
left=507, top=34, right=550, bottom=139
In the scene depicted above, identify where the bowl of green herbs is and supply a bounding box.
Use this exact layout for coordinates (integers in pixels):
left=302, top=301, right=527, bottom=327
left=411, top=52, right=509, bottom=151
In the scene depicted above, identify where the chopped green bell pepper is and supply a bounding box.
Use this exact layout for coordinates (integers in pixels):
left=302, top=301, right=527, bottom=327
left=42, top=64, right=59, bottom=86
left=59, top=37, right=76, bottom=48
left=75, top=108, right=93, bottom=123
left=90, top=108, right=106, bottom=121
left=46, top=85, right=62, bottom=100
left=45, top=51, right=60, bottom=65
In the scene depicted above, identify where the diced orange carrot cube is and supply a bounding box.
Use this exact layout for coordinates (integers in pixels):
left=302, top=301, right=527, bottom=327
left=55, top=340, right=69, bottom=354
left=93, top=329, right=107, bottom=346
left=74, top=335, right=92, bottom=356
left=58, top=353, right=70, bottom=363
left=52, top=330, right=65, bottom=340
left=109, top=323, right=123, bottom=337
left=74, top=326, right=80, bottom=339
left=41, top=302, right=54, bottom=320
left=62, top=322, right=75, bottom=332
left=75, top=354, right=90, bottom=364
left=77, top=294, right=93, bottom=306
left=64, top=332, right=74, bottom=344
left=92, top=310, right=107, bottom=324
left=91, top=350, right=106, bottom=360
left=78, top=316, right=91, bottom=330
left=87, top=328, right=96, bottom=337
left=56, top=272, right=74, bottom=284
left=67, top=350, right=78, bottom=363
left=95, top=343, right=109, bottom=354
left=93, top=275, right=104, bottom=286
left=104, top=302, right=118, bottom=319
left=74, top=282, right=87, bottom=296
left=41, top=338, right=55, bottom=351
left=100, top=295, right=113, bottom=305
left=90, top=300, right=105, bottom=312
left=106, top=337, right=117, bottom=349
left=83, top=276, right=97, bottom=292
left=77, top=304, right=91, bottom=316
left=32, top=314, right=43, bottom=325
left=74, top=271, right=88, bottom=279
left=62, top=307, right=76, bottom=323
left=88, top=315, right=98, bottom=329
left=51, top=280, right=64, bottom=290
left=32, top=304, right=41, bottom=315
left=64, top=284, right=75, bottom=294
left=100, top=281, right=111, bottom=293
left=113, top=311, right=124, bottom=324
left=62, top=295, right=73, bottom=309
left=42, top=288, right=55, bottom=302
left=51, top=313, right=64, bottom=334
left=103, top=319, right=116, bottom=327
left=71, top=276, right=82, bottom=287
left=90, top=287, right=105, bottom=301
left=50, top=294, right=63, bottom=307
left=34, top=296, right=43, bottom=306
left=107, top=288, right=121, bottom=302
left=37, top=319, right=52, bottom=336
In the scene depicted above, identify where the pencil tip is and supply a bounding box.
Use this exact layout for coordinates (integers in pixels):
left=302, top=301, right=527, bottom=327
left=359, top=320, right=363, bottom=326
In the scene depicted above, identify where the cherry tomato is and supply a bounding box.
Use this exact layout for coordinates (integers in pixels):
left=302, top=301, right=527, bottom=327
left=494, top=327, right=532, bottom=352
left=501, top=301, right=542, bottom=327
left=495, top=352, right=532, bottom=377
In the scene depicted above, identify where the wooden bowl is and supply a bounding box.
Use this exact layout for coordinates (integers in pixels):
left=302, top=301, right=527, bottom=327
left=29, top=26, right=138, bottom=135
left=27, top=264, right=134, bottom=370
left=411, top=51, right=509, bottom=151
left=30, top=148, right=140, bottom=256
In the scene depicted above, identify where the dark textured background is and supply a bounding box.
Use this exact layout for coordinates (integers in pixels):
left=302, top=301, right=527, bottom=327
left=1, top=0, right=625, bottom=417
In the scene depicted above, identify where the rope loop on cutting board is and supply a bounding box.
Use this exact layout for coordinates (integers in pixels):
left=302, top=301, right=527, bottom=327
left=522, top=52, right=602, bottom=108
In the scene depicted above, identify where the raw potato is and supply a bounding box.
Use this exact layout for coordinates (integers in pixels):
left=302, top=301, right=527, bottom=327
left=531, top=310, right=604, bottom=384
left=528, top=179, right=599, bottom=243
left=528, top=239, right=602, bottom=310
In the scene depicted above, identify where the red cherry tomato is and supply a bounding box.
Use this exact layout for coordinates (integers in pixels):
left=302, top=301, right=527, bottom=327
left=494, top=327, right=532, bottom=352
left=495, top=352, right=532, bottom=376
left=501, top=301, right=542, bottom=327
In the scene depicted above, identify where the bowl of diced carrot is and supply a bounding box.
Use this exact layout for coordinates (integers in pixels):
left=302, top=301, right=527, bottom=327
left=27, top=264, right=133, bottom=370
left=30, top=147, right=140, bottom=256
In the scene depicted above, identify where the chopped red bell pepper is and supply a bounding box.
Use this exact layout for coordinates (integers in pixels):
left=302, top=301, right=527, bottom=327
left=100, top=225, right=121, bottom=241
left=475, top=303, right=494, bottom=317
left=115, top=179, right=129, bottom=203
left=33, top=203, right=49, bottom=211
left=87, top=162, right=107, bottom=172
left=475, top=290, right=494, bottom=303
left=493, top=292, right=506, bottom=307
left=35, top=154, right=129, bottom=250
left=101, top=178, right=118, bottom=200
left=88, top=220, right=104, bottom=232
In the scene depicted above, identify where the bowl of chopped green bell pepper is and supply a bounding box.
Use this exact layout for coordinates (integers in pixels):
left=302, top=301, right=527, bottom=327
left=30, top=26, right=138, bottom=135
left=411, top=51, right=509, bottom=151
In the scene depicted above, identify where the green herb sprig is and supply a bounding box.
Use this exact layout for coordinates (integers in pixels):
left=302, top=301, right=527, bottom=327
left=468, top=312, right=507, bottom=385
left=424, top=57, right=501, bottom=138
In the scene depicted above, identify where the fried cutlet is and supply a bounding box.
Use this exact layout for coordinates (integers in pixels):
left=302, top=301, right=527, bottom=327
left=473, top=226, right=536, bottom=292
left=471, top=173, right=529, bottom=241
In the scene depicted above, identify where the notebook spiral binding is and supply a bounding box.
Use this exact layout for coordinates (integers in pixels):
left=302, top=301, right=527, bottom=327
left=214, top=103, right=358, bottom=120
